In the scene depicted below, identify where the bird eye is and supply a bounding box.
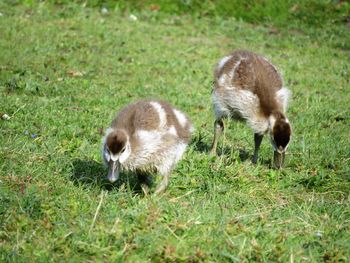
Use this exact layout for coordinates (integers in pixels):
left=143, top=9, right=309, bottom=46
left=121, top=147, right=125, bottom=153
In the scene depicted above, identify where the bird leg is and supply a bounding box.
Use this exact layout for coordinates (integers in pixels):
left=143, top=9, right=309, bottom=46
left=154, top=172, right=169, bottom=195
left=210, top=119, right=224, bottom=155
left=252, top=133, right=263, bottom=164
left=137, top=172, right=152, bottom=195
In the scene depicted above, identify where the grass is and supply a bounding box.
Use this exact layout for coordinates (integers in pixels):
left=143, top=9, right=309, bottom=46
left=34, top=0, right=350, bottom=28
left=0, top=2, right=350, bottom=262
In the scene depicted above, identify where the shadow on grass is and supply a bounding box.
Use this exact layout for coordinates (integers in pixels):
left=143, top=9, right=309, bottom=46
left=191, top=131, right=252, bottom=162
left=71, top=159, right=148, bottom=193
left=260, top=157, right=273, bottom=168
left=191, top=138, right=211, bottom=153
left=192, top=139, right=252, bottom=163
left=218, top=146, right=252, bottom=162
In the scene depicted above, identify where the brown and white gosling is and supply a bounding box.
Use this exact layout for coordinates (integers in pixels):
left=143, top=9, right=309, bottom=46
left=102, top=99, right=194, bottom=194
left=210, top=50, right=292, bottom=168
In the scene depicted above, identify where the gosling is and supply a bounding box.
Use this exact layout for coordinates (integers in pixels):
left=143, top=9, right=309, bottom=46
left=210, top=50, right=292, bottom=168
left=102, top=99, right=194, bottom=193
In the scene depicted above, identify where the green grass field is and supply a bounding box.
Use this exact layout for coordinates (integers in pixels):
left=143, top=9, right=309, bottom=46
left=1, top=2, right=349, bottom=262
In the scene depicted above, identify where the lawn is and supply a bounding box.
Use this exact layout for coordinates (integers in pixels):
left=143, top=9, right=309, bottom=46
left=0, top=2, right=349, bottom=262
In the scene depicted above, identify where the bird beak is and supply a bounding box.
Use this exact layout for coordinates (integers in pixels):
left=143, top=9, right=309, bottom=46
left=107, top=160, right=120, bottom=183
left=273, top=149, right=285, bottom=169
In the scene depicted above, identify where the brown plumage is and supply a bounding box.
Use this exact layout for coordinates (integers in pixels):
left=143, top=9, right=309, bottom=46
left=272, top=111, right=291, bottom=150
left=106, top=130, right=127, bottom=155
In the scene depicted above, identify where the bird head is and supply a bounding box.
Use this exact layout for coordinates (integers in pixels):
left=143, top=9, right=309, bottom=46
left=102, top=129, right=131, bottom=182
left=269, top=113, right=291, bottom=169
